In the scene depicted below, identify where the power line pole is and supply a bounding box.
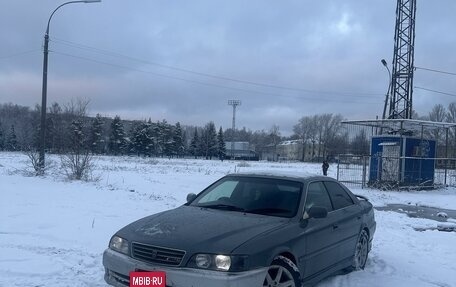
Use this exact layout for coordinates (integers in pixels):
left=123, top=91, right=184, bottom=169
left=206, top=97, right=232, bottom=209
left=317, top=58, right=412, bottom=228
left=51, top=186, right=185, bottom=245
left=388, top=0, right=417, bottom=119
left=228, top=100, right=241, bottom=159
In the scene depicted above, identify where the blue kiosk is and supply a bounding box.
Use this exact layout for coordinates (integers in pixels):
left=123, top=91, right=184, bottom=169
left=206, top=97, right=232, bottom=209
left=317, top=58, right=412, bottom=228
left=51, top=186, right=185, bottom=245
left=369, top=135, right=436, bottom=187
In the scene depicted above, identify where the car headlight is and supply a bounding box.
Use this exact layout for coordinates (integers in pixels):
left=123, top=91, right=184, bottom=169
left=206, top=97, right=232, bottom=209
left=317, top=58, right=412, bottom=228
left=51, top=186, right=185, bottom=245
left=195, top=254, right=212, bottom=268
left=109, top=235, right=129, bottom=255
left=188, top=254, right=248, bottom=272
left=215, top=255, right=231, bottom=271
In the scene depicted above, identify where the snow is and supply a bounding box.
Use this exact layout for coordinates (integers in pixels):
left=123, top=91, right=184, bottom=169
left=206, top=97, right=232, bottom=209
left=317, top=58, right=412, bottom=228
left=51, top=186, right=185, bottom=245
left=1, top=152, right=456, bottom=287
left=437, top=212, right=448, bottom=218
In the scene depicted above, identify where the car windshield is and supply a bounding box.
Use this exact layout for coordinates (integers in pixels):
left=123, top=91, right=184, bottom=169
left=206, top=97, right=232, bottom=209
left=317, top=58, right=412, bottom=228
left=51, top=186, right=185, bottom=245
left=191, top=176, right=303, bottom=218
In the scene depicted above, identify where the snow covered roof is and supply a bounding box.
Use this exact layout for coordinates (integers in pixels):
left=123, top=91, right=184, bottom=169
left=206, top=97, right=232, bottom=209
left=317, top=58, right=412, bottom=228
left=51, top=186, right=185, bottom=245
left=342, top=119, right=456, bottom=130
left=278, top=140, right=302, bottom=146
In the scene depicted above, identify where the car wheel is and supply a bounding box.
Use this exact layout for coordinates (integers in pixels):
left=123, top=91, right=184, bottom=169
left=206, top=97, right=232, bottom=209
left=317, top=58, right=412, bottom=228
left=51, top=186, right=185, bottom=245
left=263, top=256, right=300, bottom=287
left=352, top=229, right=369, bottom=270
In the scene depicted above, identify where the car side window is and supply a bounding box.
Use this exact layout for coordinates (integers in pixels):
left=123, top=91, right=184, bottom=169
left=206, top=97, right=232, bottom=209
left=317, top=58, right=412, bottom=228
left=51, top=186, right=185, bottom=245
left=303, top=182, right=333, bottom=218
left=323, top=181, right=354, bottom=210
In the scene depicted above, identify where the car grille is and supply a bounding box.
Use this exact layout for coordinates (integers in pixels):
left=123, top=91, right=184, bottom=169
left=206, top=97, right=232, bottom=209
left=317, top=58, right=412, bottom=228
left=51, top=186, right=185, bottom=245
left=132, top=242, right=186, bottom=266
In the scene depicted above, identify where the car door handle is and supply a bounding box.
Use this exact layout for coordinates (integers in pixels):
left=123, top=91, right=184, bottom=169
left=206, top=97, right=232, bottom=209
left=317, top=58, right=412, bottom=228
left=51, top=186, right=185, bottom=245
left=332, top=224, right=339, bottom=230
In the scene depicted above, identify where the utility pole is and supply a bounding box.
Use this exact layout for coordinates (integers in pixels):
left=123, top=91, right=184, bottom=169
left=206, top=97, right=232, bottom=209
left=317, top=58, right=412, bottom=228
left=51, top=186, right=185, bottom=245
left=228, top=100, right=241, bottom=159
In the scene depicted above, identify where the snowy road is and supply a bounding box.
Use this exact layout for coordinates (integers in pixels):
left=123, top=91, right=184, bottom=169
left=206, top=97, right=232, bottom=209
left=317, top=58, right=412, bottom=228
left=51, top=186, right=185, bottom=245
left=1, top=152, right=455, bottom=287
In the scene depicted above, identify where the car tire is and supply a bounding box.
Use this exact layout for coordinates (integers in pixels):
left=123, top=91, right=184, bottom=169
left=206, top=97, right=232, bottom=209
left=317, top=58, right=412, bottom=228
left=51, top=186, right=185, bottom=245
left=349, top=229, right=369, bottom=271
left=263, top=256, right=300, bottom=287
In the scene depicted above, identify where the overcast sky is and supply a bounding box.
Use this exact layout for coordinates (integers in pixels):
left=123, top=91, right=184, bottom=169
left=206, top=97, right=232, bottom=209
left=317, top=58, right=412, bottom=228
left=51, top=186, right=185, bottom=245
left=1, top=0, right=455, bottom=135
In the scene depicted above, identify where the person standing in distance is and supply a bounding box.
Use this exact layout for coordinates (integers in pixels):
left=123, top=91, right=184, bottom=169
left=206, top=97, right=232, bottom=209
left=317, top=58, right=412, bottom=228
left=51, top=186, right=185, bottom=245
left=322, top=159, right=329, bottom=176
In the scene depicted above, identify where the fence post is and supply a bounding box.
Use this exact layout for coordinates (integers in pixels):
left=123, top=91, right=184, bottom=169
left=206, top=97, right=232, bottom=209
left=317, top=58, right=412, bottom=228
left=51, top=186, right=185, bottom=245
left=445, top=128, right=449, bottom=186
left=337, top=156, right=340, bottom=181
left=362, top=156, right=367, bottom=189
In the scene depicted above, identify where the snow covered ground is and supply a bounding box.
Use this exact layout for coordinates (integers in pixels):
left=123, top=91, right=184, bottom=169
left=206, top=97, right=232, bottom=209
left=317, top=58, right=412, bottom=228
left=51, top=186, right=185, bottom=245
left=1, top=152, right=455, bottom=287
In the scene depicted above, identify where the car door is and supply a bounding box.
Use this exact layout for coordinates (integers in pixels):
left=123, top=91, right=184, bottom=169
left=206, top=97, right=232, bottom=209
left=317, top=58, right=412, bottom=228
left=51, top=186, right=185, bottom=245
left=298, top=181, right=340, bottom=279
left=323, top=181, right=363, bottom=263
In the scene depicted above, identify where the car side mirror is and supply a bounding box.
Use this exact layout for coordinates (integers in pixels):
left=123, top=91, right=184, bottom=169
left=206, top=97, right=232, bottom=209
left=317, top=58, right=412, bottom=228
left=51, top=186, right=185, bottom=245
left=308, top=206, right=328, bottom=219
left=186, top=193, right=197, bottom=203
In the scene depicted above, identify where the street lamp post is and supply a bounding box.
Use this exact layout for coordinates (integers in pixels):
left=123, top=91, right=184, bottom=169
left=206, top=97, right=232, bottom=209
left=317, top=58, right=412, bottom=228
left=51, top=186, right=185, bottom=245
left=39, top=0, right=101, bottom=172
left=381, top=59, right=392, bottom=120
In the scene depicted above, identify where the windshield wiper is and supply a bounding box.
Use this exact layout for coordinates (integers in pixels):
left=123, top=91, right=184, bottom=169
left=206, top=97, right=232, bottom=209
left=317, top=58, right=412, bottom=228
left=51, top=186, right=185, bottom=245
left=198, top=204, right=246, bottom=212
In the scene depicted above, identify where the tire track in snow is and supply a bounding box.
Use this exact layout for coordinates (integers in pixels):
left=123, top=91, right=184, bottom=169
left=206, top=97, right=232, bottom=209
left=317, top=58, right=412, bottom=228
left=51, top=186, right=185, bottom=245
left=0, top=243, right=106, bottom=287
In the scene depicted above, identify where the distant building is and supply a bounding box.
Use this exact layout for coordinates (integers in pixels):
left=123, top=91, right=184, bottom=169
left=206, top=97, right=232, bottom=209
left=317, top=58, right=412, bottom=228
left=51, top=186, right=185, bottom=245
left=225, top=142, right=259, bottom=160
left=262, top=140, right=323, bottom=162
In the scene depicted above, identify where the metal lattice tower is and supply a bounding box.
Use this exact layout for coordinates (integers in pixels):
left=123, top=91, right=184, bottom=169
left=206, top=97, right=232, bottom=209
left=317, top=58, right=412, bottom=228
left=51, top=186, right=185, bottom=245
left=228, top=100, right=241, bottom=158
left=387, top=0, right=417, bottom=119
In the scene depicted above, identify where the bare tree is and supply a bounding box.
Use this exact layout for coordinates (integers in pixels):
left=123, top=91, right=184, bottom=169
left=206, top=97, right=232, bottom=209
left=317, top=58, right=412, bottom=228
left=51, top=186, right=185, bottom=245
left=60, top=100, right=94, bottom=180
left=428, top=104, right=446, bottom=144
left=446, top=102, right=456, bottom=157
left=61, top=151, right=94, bottom=180
left=293, top=114, right=343, bottom=161
left=322, top=114, right=344, bottom=157
left=24, top=147, right=42, bottom=176
left=63, top=98, right=90, bottom=118
left=351, top=129, right=370, bottom=155
left=293, top=116, right=318, bottom=161
left=269, top=124, right=281, bottom=161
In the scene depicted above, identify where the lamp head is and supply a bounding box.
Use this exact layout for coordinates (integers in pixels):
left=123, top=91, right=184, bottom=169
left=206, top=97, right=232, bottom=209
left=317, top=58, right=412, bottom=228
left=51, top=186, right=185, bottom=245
left=381, top=59, right=388, bottom=67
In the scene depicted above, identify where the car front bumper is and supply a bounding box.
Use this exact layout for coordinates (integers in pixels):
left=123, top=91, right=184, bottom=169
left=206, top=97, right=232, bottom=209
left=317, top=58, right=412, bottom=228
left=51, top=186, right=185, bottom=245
left=103, top=249, right=268, bottom=287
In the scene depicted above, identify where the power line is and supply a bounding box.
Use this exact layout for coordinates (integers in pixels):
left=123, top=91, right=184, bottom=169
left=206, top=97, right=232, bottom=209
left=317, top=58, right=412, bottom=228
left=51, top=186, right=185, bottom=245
left=51, top=49, right=379, bottom=105
left=415, top=66, right=456, bottom=76
left=51, top=37, right=383, bottom=97
left=0, top=49, right=41, bottom=60
left=415, top=86, right=456, bottom=97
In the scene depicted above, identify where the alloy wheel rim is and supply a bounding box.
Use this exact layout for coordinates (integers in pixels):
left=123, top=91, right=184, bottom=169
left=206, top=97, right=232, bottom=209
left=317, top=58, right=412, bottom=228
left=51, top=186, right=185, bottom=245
left=355, top=233, right=368, bottom=268
left=263, top=265, right=296, bottom=287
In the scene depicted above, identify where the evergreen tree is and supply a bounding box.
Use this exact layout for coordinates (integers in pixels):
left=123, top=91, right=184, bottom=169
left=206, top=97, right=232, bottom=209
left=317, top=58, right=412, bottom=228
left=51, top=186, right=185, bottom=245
left=155, top=120, right=166, bottom=156
left=181, top=130, right=188, bottom=156
left=173, top=122, right=184, bottom=158
left=130, top=121, right=143, bottom=156
left=6, top=125, right=18, bottom=151
left=217, top=126, right=226, bottom=160
left=145, top=119, right=156, bottom=156
left=157, top=120, right=174, bottom=157
left=109, top=115, right=126, bottom=155
left=131, top=120, right=152, bottom=156
left=150, top=121, right=161, bottom=155
left=189, top=128, right=200, bottom=159
left=0, top=121, right=4, bottom=150
left=30, top=105, right=42, bottom=151
left=201, top=122, right=218, bottom=159
left=69, top=120, right=85, bottom=153
left=47, top=102, right=63, bottom=153
left=90, top=114, right=104, bottom=154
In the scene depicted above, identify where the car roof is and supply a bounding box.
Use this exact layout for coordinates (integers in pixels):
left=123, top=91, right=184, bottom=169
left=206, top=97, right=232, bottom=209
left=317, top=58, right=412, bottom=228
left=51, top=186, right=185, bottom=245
left=227, top=170, right=334, bottom=183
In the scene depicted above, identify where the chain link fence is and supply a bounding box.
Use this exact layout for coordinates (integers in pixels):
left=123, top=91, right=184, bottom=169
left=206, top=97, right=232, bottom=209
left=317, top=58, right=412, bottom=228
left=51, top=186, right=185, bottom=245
left=336, top=154, right=456, bottom=189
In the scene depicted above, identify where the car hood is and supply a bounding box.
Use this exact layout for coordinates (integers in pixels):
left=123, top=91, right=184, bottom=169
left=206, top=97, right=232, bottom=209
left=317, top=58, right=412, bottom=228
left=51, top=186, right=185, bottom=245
left=116, top=205, right=288, bottom=254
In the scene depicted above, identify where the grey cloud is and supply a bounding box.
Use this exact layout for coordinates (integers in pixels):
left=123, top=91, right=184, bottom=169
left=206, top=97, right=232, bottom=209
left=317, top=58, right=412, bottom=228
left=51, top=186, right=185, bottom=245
left=1, top=0, right=456, bottom=135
